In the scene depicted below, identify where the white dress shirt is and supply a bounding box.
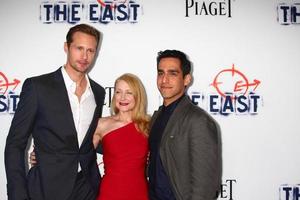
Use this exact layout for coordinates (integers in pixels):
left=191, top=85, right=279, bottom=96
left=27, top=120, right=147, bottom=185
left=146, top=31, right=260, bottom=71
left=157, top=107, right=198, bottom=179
left=61, top=67, right=96, bottom=171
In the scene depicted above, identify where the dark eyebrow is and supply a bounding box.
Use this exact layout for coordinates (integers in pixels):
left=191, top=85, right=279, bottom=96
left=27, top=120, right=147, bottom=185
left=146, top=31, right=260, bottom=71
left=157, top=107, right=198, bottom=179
left=157, top=68, right=180, bottom=72
left=157, top=69, right=164, bottom=73
left=168, top=69, right=179, bottom=73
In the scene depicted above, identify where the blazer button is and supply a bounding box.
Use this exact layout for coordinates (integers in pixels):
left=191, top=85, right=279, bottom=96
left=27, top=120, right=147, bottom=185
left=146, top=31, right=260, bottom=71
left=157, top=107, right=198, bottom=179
left=170, top=135, right=174, bottom=139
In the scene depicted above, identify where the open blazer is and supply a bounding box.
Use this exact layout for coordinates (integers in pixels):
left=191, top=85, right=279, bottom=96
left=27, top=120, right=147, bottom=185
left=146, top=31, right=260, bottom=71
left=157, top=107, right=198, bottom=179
left=5, top=68, right=105, bottom=200
left=149, top=95, right=221, bottom=200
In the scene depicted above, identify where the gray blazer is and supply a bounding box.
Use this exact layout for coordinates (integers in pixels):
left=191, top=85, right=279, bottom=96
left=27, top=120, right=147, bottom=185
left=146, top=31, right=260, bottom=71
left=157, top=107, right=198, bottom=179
left=150, top=96, right=221, bottom=200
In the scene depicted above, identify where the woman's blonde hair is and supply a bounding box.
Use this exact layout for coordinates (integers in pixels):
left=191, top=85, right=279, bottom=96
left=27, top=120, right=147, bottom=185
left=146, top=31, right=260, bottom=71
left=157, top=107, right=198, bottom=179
left=111, top=73, right=150, bottom=136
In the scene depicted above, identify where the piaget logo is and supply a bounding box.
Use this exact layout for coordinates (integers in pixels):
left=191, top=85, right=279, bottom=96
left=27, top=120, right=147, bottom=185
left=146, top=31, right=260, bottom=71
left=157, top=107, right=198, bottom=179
left=185, top=0, right=233, bottom=17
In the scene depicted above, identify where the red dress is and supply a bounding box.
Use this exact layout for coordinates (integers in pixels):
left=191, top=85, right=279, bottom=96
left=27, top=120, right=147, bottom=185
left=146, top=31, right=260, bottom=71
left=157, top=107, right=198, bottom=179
left=96, top=122, right=149, bottom=200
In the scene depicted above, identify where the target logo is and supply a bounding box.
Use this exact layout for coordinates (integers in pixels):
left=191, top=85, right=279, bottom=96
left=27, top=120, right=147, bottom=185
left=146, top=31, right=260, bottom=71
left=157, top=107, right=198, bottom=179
left=0, top=71, right=21, bottom=114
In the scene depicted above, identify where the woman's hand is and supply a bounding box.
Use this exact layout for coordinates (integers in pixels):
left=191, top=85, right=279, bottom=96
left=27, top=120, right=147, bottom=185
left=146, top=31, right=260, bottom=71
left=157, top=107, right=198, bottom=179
left=29, top=150, right=37, bottom=166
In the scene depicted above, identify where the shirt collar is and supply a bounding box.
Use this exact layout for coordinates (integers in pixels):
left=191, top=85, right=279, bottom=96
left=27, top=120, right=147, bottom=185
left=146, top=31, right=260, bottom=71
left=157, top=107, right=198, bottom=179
left=61, top=66, right=92, bottom=94
left=162, top=94, right=185, bottom=113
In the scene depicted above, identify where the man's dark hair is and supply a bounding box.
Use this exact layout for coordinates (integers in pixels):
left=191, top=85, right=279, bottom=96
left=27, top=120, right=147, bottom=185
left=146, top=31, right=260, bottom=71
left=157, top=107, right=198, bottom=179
left=66, top=24, right=101, bottom=48
left=157, top=49, right=191, bottom=77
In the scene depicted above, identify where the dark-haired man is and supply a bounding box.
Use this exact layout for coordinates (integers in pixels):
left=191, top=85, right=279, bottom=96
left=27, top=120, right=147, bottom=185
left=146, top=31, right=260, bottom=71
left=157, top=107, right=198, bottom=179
left=5, top=24, right=105, bottom=200
left=148, top=49, right=221, bottom=200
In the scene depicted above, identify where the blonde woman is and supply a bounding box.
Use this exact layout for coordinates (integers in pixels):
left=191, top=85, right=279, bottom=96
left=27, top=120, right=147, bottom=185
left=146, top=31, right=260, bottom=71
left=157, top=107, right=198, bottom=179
left=94, top=73, right=150, bottom=200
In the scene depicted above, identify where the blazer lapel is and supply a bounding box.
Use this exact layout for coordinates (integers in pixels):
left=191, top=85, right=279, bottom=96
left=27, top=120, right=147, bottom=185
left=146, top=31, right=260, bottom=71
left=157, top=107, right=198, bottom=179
left=53, top=68, right=79, bottom=148
left=160, top=96, right=190, bottom=146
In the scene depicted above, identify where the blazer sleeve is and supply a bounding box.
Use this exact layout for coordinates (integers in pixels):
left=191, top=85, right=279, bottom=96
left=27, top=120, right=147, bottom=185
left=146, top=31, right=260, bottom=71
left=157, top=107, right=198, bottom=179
left=94, top=84, right=105, bottom=155
left=4, top=78, right=38, bottom=200
left=188, top=111, right=220, bottom=200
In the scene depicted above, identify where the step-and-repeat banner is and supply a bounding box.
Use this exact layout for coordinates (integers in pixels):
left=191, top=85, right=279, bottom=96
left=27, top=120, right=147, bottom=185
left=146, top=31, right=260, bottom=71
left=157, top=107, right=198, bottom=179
left=1, top=0, right=300, bottom=199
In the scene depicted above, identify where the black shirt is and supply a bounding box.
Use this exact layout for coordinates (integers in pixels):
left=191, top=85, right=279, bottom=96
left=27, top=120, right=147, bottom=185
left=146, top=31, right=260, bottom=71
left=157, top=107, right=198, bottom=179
left=148, top=95, right=185, bottom=200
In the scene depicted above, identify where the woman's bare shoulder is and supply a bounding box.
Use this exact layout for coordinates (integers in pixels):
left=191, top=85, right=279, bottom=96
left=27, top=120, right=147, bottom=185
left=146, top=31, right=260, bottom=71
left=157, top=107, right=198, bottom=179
left=98, top=116, right=114, bottom=124
left=97, top=116, right=121, bottom=136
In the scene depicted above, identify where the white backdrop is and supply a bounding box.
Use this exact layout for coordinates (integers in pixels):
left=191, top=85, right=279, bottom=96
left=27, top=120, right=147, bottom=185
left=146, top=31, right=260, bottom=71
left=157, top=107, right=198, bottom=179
left=1, top=0, right=300, bottom=199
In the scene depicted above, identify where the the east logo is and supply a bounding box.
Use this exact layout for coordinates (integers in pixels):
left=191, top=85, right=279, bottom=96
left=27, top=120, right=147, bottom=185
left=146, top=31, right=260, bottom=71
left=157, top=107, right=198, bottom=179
left=280, top=184, right=300, bottom=200
left=0, top=71, right=20, bottom=114
left=190, top=64, right=263, bottom=115
left=40, top=0, right=142, bottom=24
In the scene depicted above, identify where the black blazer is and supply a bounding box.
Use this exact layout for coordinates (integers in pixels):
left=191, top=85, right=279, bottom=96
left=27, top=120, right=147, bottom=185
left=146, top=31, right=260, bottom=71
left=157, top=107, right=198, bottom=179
left=4, top=68, right=105, bottom=200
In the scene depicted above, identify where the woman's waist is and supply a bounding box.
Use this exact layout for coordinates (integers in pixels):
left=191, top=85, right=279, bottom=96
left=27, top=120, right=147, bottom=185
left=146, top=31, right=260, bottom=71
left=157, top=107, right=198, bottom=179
left=104, top=168, right=146, bottom=177
left=103, top=160, right=147, bottom=169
